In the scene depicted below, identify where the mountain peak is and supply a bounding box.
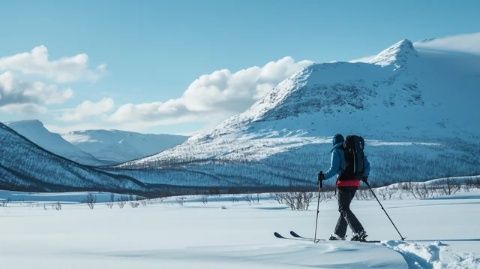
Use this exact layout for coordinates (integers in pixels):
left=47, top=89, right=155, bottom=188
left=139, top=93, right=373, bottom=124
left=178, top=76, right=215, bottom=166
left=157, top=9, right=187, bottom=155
left=369, top=39, right=417, bottom=68
left=6, top=119, right=104, bottom=166
left=7, top=119, right=44, bottom=128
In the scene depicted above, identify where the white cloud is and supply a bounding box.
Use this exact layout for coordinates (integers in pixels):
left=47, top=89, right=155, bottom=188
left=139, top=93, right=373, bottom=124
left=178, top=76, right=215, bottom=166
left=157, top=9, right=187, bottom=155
left=415, top=32, right=480, bottom=55
left=109, top=56, right=312, bottom=126
left=0, top=46, right=106, bottom=116
left=55, top=56, right=311, bottom=132
left=60, top=98, right=114, bottom=122
left=110, top=99, right=188, bottom=122
left=0, top=45, right=106, bottom=83
left=22, top=82, right=73, bottom=105
left=0, top=72, right=73, bottom=114
left=182, top=56, right=312, bottom=112
left=0, top=103, right=46, bottom=114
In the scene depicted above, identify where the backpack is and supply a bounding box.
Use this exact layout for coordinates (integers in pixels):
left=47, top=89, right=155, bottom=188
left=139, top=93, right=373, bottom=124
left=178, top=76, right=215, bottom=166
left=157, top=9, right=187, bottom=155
left=340, top=135, right=365, bottom=180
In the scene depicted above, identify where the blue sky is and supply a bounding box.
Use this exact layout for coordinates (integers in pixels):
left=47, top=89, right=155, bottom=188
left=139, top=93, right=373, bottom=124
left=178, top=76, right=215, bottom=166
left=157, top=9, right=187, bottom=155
left=0, top=0, right=479, bottom=134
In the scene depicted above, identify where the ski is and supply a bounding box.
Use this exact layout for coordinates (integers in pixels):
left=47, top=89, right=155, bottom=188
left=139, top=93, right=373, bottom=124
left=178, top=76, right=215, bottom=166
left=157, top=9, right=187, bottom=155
left=273, top=232, right=286, bottom=239
left=274, top=232, right=304, bottom=240
left=288, top=231, right=380, bottom=243
left=290, top=230, right=308, bottom=238
left=291, top=230, right=326, bottom=243
left=274, top=232, right=312, bottom=241
left=289, top=230, right=325, bottom=242
left=274, top=231, right=324, bottom=242
left=348, top=239, right=381, bottom=243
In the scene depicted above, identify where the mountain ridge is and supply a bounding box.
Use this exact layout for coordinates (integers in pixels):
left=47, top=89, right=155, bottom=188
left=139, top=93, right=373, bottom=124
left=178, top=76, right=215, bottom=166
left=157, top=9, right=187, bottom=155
left=63, top=129, right=188, bottom=164
left=118, top=39, right=480, bottom=187
left=7, top=120, right=104, bottom=166
left=0, top=122, right=149, bottom=194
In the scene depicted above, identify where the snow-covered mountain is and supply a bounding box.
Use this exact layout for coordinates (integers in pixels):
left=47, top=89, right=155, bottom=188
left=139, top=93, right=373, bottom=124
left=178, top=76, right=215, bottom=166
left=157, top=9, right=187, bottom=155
left=118, top=39, right=480, bottom=188
left=6, top=120, right=103, bottom=166
left=62, top=130, right=187, bottom=164
left=0, top=122, right=148, bottom=194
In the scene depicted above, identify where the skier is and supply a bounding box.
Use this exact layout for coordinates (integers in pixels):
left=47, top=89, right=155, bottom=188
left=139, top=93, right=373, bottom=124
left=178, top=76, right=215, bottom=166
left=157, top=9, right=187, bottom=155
left=318, top=134, right=370, bottom=241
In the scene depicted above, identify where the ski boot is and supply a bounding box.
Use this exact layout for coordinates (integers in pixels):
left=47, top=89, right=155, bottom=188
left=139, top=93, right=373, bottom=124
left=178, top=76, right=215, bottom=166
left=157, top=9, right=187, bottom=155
left=351, top=230, right=368, bottom=242
left=329, top=234, right=345, bottom=241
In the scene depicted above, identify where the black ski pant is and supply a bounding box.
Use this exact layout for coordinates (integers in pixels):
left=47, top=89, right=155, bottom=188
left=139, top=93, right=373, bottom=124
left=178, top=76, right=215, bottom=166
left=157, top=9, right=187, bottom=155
left=334, top=186, right=365, bottom=237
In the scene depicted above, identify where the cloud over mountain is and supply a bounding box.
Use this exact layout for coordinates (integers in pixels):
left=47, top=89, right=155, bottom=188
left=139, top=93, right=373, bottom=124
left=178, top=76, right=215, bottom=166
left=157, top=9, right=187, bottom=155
left=108, top=56, right=312, bottom=127
left=61, top=98, right=114, bottom=122
left=415, top=32, right=480, bottom=55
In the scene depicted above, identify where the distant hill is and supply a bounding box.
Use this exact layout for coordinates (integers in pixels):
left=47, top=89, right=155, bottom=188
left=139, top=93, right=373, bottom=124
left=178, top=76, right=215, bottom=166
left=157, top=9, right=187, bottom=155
left=7, top=120, right=103, bottom=166
left=0, top=122, right=147, bottom=194
left=62, top=129, right=187, bottom=164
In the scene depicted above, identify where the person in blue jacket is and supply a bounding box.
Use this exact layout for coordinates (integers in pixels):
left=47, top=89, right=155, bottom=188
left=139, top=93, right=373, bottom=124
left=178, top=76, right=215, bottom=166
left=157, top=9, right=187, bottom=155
left=319, top=134, right=370, bottom=241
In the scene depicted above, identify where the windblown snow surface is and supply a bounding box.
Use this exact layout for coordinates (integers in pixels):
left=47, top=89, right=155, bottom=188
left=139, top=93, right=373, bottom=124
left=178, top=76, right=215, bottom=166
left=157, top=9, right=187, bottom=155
left=0, top=181, right=479, bottom=268
left=117, top=37, right=480, bottom=188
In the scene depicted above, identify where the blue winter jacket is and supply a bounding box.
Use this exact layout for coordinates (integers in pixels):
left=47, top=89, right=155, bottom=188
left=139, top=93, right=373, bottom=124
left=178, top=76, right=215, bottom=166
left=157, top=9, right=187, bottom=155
left=324, top=142, right=370, bottom=180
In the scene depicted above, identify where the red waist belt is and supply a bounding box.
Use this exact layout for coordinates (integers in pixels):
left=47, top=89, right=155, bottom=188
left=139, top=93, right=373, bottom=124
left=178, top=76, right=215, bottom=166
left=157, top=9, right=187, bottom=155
left=336, top=179, right=361, bottom=187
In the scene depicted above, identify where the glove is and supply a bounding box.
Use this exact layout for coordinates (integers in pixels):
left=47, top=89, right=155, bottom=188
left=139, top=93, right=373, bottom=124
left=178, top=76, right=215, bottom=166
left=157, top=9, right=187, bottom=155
left=318, top=171, right=325, bottom=182
left=362, top=176, right=368, bottom=183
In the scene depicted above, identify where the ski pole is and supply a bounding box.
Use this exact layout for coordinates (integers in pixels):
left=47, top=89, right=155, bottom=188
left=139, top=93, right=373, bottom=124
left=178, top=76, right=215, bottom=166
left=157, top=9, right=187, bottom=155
left=314, top=172, right=323, bottom=243
left=364, top=180, right=406, bottom=240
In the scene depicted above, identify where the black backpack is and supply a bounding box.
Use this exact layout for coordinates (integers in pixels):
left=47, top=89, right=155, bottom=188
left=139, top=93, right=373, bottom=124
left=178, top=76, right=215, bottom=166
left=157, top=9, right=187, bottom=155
left=340, top=135, right=365, bottom=180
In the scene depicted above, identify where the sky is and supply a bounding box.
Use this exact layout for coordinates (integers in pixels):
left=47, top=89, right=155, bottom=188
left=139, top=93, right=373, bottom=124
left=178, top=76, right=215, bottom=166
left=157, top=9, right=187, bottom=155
left=0, top=0, right=479, bottom=135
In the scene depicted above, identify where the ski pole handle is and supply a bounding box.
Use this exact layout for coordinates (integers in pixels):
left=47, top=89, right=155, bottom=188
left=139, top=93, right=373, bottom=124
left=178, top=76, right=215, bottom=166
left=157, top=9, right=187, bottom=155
left=317, top=172, right=323, bottom=188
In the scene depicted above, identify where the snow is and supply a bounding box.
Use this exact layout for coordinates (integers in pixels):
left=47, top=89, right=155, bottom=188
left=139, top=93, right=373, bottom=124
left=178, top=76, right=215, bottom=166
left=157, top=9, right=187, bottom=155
left=119, top=38, right=480, bottom=187
left=6, top=120, right=103, bottom=166
left=2, top=35, right=480, bottom=267
left=62, top=129, right=188, bottom=164
left=0, top=188, right=479, bottom=268
left=3, top=38, right=479, bottom=192
left=385, top=240, right=480, bottom=269
left=0, top=122, right=147, bottom=193
left=368, top=39, right=418, bottom=68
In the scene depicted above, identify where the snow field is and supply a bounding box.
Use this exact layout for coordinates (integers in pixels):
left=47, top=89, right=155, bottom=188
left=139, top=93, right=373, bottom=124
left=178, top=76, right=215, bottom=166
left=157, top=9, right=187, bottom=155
left=0, top=191, right=479, bottom=268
